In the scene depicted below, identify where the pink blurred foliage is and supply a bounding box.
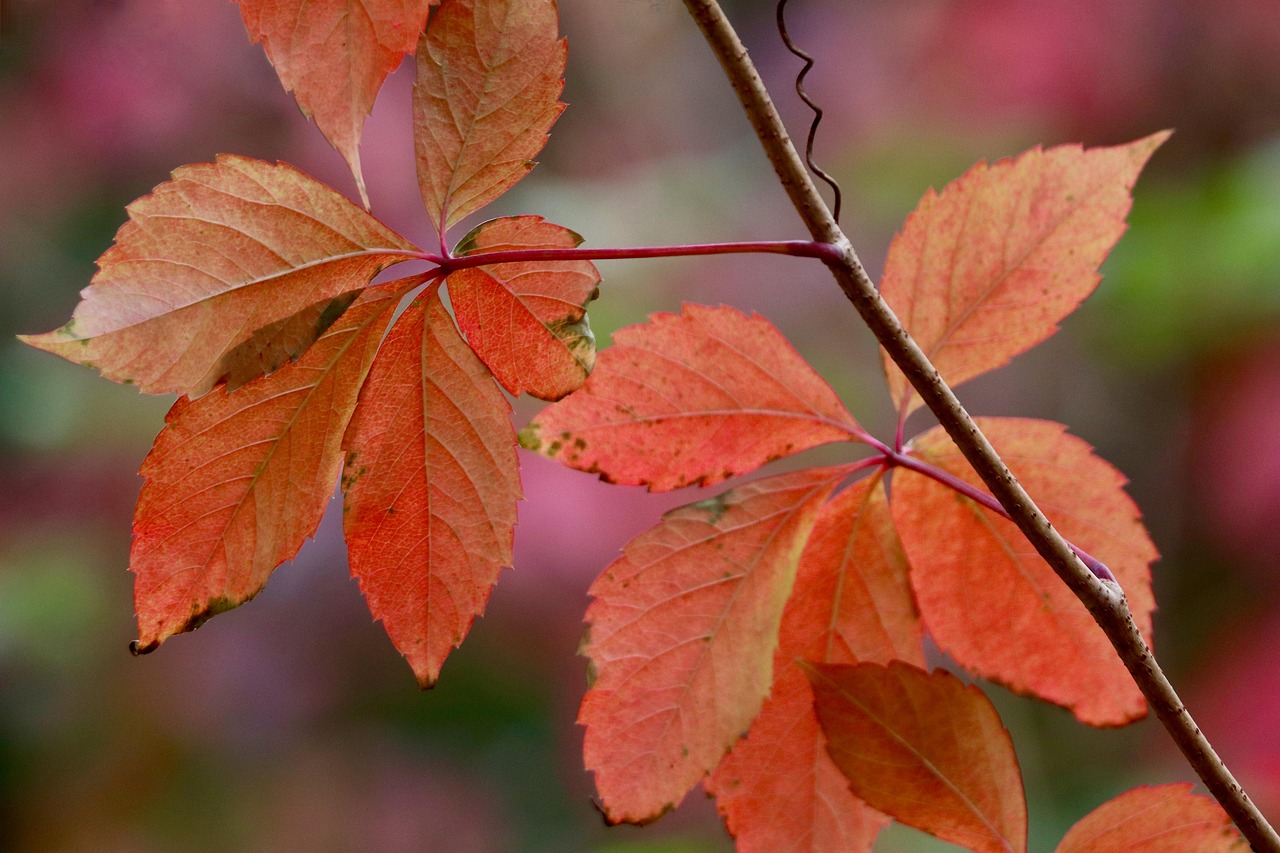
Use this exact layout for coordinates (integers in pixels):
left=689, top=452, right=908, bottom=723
left=0, top=0, right=286, bottom=219
left=1187, top=612, right=1280, bottom=820
left=1193, top=339, right=1280, bottom=578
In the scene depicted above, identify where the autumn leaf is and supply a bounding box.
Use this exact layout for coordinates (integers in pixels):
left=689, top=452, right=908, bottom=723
left=707, top=474, right=921, bottom=853
left=449, top=215, right=599, bottom=400
left=520, top=304, right=863, bottom=491
left=881, top=133, right=1168, bottom=421
left=580, top=465, right=852, bottom=824
left=19, top=156, right=418, bottom=397
left=807, top=661, right=1028, bottom=853
left=129, top=281, right=406, bottom=653
left=342, top=285, right=520, bottom=686
left=236, top=0, right=438, bottom=206
left=414, top=0, right=566, bottom=231
left=1055, top=783, right=1247, bottom=853
left=891, top=417, right=1158, bottom=725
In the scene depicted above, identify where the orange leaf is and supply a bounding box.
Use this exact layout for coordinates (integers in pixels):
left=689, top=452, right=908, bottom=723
left=806, top=661, right=1028, bottom=853
left=520, top=304, right=862, bottom=491
left=449, top=216, right=599, bottom=400
left=129, top=281, right=404, bottom=653
left=19, top=156, right=417, bottom=396
left=580, top=466, right=851, bottom=824
left=892, top=418, right=1158, bottom=725
left=236, top=0, right=437, bottom=206
left=1055, top=783, right=1247, bottom=853
left=341, top=286, right=520, bottom=686
left=708, top=474, right=921, bottom=853
left=414, top=0, right=565, bottom=231
left=881, top=133, right=1168, bottom=420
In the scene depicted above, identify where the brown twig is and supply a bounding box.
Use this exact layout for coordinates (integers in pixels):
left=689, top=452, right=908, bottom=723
left=679, top=0, right=1280, bottom=849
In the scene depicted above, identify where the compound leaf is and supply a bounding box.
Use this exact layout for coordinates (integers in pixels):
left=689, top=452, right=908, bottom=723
left=236, top=0, right=438, bottom=205
left=19, top=156, right=417, bottom=396
left=580, top=465, right=852, bottom=824
left=881, top=133, right=1168, bottom=421
left=130, top=280, right=405, bottom=653
left=342, top=285, right=520, bottom=686
left=807, top=661, right=1028, bottom=853
left=414, top=0, right=565, bottom=231
left=521, top=304, right=862, bottom=491
left=892, top=418, right=1158, bottom=726
left=450, top=215, right=599, bottom=400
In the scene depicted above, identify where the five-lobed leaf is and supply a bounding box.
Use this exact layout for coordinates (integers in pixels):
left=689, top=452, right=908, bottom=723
left=807, top=661, right=1028, bottom=853
left=892, top=417, right=1158, bottom=726
left=1055, top=783, right=1247, bottom=853
left=130, top=281, right=405, bottom=653
left=580, top=465, right=852, bottom=824
left=450, top=215, right=600, bottom=400
left=520, top=304, right=863, bottom=491
left=19, top=155, right=418, bottom=397
left=414, top=0, right=565, bottom=232
left=236, top=0, right=438, bottom=206
left=342, top=284, right=521, bottom=686
left=880, top=133, right=1169, bottom=422
left=707, top=474, right=922, bottom=853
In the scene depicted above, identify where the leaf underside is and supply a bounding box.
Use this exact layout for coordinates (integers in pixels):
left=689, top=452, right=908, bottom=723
left=19, top=155, right=417, bottom=397
left=807, top=661, right=1028, bottom=853
left=342, top=285, right=521, bottom=687
left=707, top=474, right=922, bottom=853
left=522, top=304, right=862, bottom=491
left=236, top=0, right=439, bottom=205
left=450, top=215, right=600, bottom=400
left=1055, top=783, right=1247, bottom=853
left=414, top=0, right=565, bottom=232
left=580, top=465, right=852, bottom=824
left=892, top=417, right=1158, bottom=725
left=130, top=281, right=406, bottom=652
left=881, top=133, right=1169, bottom=421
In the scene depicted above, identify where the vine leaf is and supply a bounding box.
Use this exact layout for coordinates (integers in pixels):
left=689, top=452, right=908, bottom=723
left=892, top=417, right=1158, bottom=726
left=450, top=215, right=600, bottom=401
left=18, top=156, right=418, bottom=397
left=235, top=0, right=438, bottom=206
left=1055, top=783, right=1248, bottom=852
left=414, top=0, right=565, bottom=232
left=342, top=285, right=521, bottom=687
left=881, top=133, right=1168, bottom=421
left=806, top=661, right=1028, bottom=853
left=520, top=304, right=863, bottom=491
left=129, top=281, right=405, bottom=654
left=707, top=474, right=922, bottom=853
left=580, top=465, right=852, bottom=824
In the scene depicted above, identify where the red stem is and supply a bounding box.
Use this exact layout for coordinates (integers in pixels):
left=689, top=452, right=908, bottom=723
left=415, top=239, right=843, bottom=270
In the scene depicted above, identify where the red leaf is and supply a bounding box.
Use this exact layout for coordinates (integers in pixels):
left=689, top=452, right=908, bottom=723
left=414, top=0, right=565, bottom=231
left=236, top=0, right=437, bottom=205
left=881, top=133, right=1168, bottom=420
left=521, top=305, right=862, bottom=491
left=19, top=156, right=417, bottom=396
left=580, top=465, right=851, bottom=824
left=708, top=474, right=922, bottom=853
left=807, top=661, right=1028, bottom=853
left=1055, top=783, right=1247, bottom=853
left=129, top=281, right=405, bottom=653
left=892, top=418, right=1158, bottom=725
left=449, top=216, right=599, bottom=400
left=341, top=285, right=520, bottom=686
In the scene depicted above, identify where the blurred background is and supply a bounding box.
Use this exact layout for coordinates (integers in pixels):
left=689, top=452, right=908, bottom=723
left=2, top=0, right=1280, bottom=850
